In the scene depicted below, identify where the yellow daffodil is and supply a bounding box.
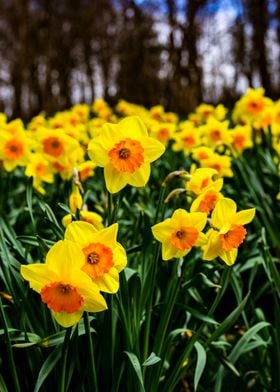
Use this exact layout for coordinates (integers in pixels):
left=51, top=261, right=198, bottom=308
left=149, top=122, right=176, bottom=145
left=232, top=88, right=273, bottom=125
left=21, top=240, right=107, bottom=328
left=88, top=116, right=165, bottom=193
left=230, top=125, right=253, bottom=153
left=201, top=153, right=233, bottom=177
left=151, top=209, right=207, bottom=260
left=185, top=167, right=218, bottom=196
left=202, top=198, right=255, bottom=265
left=0, top=129, right=31, bottom=172
left=25, top=153, right=55, bottom=194
left=191, top=146, right=215, bottom=162
left=190, top=181, right=224, bottom=214
left=64, top=221, right=127, bottom=293
left=77, top=161, right=96, bottom=181
left=172, top=122, right=200, bottom=154
left=200, top=118, right=231, bottom=147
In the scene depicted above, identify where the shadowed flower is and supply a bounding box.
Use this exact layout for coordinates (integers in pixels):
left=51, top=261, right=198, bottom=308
left=64, top=221, right=127, bottom=293
left=21, top=240, right=107, bottom=328
left=151, top=209, right=207, bottom=260
left=88, top=116, right=165, bottom=193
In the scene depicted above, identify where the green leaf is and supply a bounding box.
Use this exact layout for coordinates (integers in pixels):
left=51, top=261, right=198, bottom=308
left=142, top=352, right=161, bottom=367
left=34, top=346, right=62, bottom=392
left=207, top=291, right=250, bottom=344
left=0, top=217, right=26, bottom=259
left=0, top=374, right=8, bottom=392
left=124, top=267, right=138, bottom=281
left=194, top=341, right=207, bottom=392
left=124, top=351, right=145, bottom=392
left=38, top=331, right=66, bottom=348
left=180, top=305, right=219, bottom=325
left=26, top=176, right=36, bottom=228
left=199, top=273, right=222, bottom=289
left=228, top=321, right=270, bottom=363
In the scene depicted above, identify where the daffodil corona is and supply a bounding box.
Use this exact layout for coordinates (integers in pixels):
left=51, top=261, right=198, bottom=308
left=88, top=116, right=165, bottom=193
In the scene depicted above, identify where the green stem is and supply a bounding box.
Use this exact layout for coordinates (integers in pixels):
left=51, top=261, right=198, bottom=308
left=142, top=241, right=161, bottom=368
left=154, top=184, right=167, bottom=224
left=83, top=312, right=99, bottom=392
left=107, top=191, right=122, bottom=225
left=60, top=327, right=72, bottom=392
left=0, top=298, right=20, bottom=392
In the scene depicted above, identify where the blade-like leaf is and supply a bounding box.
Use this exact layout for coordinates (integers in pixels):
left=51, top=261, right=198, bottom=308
left=194, top=341, right=207, bottom=392
left=124, top=351, right=145, bottom=392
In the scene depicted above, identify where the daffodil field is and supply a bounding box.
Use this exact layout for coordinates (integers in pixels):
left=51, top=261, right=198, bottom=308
left=0, top=87, right=279, bottom=391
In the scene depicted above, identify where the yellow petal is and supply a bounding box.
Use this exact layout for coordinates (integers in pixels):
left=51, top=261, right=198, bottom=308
left=188, top=212, right=207, bottom=231
left=119, top=116, right=148, bottom=138
left=104, top=163, right=128, bottom=193
left=127, top=163, right=150, bottom=187
left=171, top=209, right=190, bottom=226
left=219, top=248, right=238, bottom=266
left=51, top=309, right=83, bottom=328
left=152, top=219, right=173, bottom=242
left=202, top=230, right=221, bottom=260
left=195, top=232, right=208, bottom=247
left=46, top=240, right=85, bottom=276
left=234, top=208, right=255, bottom=225
left=141, top=136, right=165, bottom=162
left=113, top=243, right=127, bottom=271
left=65, top=221, right=99, bottom=246
left=161, top=240, right=177, bottom=260
left=211, top=198, right=236, bottom=228
left=82, top=284, right=108, bottom=311
left=87, top=138, right=109, bottom=167
left=93, top=268, right=119, bottom=293
left=20, top=264, right=56, bottom=293
left=95, top=223, right=118, bottom=245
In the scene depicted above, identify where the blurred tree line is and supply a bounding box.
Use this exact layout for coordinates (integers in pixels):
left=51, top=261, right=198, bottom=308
left=0, top=0, right=279, bottom=120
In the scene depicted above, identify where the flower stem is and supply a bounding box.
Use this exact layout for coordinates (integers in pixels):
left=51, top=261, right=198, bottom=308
left=83, top=312, right=99, bottom=392
left=60, top=327, right=72, bottom=392
left=142, top=241, right=161, bottom=367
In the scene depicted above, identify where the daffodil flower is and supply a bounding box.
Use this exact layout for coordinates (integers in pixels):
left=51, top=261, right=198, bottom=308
left=202, top=198, right=255, bottom=265
left=21, top=240, right=107, bottom=328
left=88, top=116, right=165, bottom=193
left=64, top=221, right=127, bottom=293
left=151, top=209, right=207, bottom=260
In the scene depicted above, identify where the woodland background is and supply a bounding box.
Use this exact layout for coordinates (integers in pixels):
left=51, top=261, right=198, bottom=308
left=0, top=0, right=280, bottom=119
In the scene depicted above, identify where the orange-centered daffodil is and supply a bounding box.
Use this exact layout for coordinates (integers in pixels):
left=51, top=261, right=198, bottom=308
left=20, top=240, right=107, bottom=328
left=151, top=209, right=207, bottom=260
left=87, top=116, right=165, bottom=193
left=64, top=221, right=127, bottom=293
left=202, top=198, right=255, bottom=265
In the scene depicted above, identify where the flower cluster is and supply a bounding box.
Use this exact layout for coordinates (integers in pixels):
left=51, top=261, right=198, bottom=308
left=21, top=221, right=127, bottom=327
left=0, top=88, right=279, bottom=197
left=152, top=197, right=255, bottom=266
